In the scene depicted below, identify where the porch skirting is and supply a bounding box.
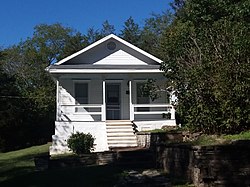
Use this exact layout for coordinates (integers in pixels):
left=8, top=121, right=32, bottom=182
left=50, top=121, right=109, bottom=155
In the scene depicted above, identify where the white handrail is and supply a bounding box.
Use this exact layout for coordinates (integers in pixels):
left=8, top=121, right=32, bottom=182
left=133, top=104, right=173, bottom=108
left=61, top=104, right=103, bottom=108
left=134, top=111, right=171, bottom=114
left=73, top=112, right=102, bottom=115
left=132, top=103, right=175, bottom=120
left=60, top=104, right=104, bottom=118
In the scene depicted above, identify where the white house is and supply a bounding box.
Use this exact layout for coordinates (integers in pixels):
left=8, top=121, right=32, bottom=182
left=47, top=34, right=176, bottom=155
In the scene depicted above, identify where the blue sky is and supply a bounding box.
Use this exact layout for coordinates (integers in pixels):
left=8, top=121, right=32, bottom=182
left=0, top=0, right=172, bottom=47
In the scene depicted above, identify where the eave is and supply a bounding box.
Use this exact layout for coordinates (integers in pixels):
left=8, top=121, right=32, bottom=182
left=48, top=69, right=163, bottom=74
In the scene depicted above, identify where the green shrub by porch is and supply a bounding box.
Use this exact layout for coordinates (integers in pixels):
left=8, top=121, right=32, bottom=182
left=67, top=132, right=95, bottom=154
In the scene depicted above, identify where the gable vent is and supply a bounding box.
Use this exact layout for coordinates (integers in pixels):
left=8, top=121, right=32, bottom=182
left=107, top=41, right=116, bottom=50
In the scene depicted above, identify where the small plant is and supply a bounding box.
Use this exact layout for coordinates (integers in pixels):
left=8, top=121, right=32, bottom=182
left=67, top=132, right=95, bottom=155
left=162, top=112, right=171, bottom=119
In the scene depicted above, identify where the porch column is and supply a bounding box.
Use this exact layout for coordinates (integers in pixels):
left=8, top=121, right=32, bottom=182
left=129, top=80, right=134, bottom=121
left=56, top=80, right=60, bottom=121
left=170, top=107, right=175, bottom=120
left=102, top=80, right=106, bottom=121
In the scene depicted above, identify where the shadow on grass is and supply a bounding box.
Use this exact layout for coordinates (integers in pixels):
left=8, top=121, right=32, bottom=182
left=0, top=165, right=123, bottom=187
left=0, top=154, right=41, bottom=182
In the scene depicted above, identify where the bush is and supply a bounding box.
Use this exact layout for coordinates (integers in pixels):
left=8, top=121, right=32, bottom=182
left=67, top=132, right=95, bottom=155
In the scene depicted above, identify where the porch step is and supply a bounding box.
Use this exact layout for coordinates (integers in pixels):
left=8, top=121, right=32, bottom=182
left=107, top=137, right=137, bottom=140
left=106, top=121, right=137, bottom=149
left=106, top=125, right=133, bottom=129
left=107, top=134, right=136, bottom=138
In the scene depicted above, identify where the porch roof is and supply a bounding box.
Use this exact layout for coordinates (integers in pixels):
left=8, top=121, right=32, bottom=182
left=48, top=63, right=163, bottom=74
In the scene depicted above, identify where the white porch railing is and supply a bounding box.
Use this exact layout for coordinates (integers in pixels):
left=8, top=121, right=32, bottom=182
left=59, top=103, right=175, bottom=122
left=59, top=104, right=105, bottom=121
left=130, top=104, right=175, bottom=121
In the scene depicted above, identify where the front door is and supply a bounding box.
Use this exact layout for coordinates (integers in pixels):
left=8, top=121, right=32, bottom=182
left=106, top=83, right=121, bottom=120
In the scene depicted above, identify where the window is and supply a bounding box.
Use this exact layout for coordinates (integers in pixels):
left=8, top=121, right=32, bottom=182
left=136, top=82, right=150, bottom=111
left=75, top=83, right=88, bottom=104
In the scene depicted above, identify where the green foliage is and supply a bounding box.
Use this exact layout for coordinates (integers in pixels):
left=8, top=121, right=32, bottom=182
left=100, top=20, right=115, bottom=36
left=67, top=132, right=95, bottom=155
left=139, top=79, right=160, bottom=101
left=120, top=17, right=141, bottom=46
left=160, top=0, right=250, bottom=134
left=140, top=11, right=173, bottom=54
left=0, top=23, right=86, bottom=151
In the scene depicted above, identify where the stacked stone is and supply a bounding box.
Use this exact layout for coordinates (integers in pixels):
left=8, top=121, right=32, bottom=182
left=115, top=169, right=171, bottom=187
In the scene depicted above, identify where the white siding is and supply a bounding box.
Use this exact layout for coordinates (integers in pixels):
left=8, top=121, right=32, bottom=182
left=93, top=50, right=147, bottom=65
left=65, top=39, right=159, bottom=65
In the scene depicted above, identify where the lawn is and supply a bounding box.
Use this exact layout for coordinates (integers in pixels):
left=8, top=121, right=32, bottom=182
left=0, top=143, right=50, bottom=182
left=190, top=130, right=250, bottom=146
left=0, top=143, right=122, bottom=187
left=3, top=130, right=248, bottom=186
left=0, top=143, right=194, bottom=187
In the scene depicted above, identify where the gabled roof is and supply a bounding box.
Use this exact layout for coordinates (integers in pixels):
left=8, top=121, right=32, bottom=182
left=55, top=34, right=162, bottom=65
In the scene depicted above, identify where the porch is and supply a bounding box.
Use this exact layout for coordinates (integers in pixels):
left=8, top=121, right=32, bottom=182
left=57, top=79, right=176, bottom=125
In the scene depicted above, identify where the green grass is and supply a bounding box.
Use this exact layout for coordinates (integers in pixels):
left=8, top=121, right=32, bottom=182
left=0, top=143, right=123, bottom=187
left=141, top=127, right=182, bottom=133
left=0, top=143, right=50, bottom=182
left=223, top=130, right=250, bottom=140
left=190, top=130, right=250, bottom=146
left=1, top=165, right=122, bottom=187
left=2, top=131, right=249, bottom=186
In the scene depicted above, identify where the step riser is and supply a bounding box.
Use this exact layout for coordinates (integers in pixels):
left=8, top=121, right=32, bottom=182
left=106, top=126, right=133, bottom=129
left=107, top=130, right=134, bottom=132
left=107, top=138, right=137, bottom=141
left=106, top=121, right=137, bottom=148
left=108, top=140, right=137, bottom=143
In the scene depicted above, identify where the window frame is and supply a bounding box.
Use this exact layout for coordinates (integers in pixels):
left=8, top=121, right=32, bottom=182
left=73, top=80, right=90, bottom=105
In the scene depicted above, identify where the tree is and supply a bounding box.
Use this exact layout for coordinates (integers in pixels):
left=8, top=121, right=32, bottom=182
left=140, top=11, right=172, bottom=55
left=159, top=0, right=250, bottom=134
left=120, top=17, right=141, bottom=46
left=100, top=20, right=115, bottom=37
left=0, top=23, right=88, bottom=151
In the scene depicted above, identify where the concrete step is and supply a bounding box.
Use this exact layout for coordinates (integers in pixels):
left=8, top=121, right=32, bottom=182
left=106, top=132, right=135, bottom=136
left=108, top=140, right=137, bottom=144
left=106, top=125, right=133, bottom=129
left=107, top=137, right=137, bottom=140
left=108, top=143, right=138, bottom=147
left=106, top=129, right=134, bottom=133
left=106, top=121, right=137, bottom=149
left=106, top=122, right=132, bottom=125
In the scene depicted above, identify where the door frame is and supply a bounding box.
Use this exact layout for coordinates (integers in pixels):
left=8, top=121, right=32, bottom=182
left=105, top=83, right=121, bottom=120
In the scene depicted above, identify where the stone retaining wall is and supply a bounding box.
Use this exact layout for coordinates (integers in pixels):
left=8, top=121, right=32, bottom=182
left=136, top=132, right=183, bottom=148
left=156, top=140, right=250, bottom=187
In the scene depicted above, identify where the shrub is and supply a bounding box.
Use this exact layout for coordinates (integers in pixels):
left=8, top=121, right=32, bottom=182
left=67, top=132, right=95, bottom=155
